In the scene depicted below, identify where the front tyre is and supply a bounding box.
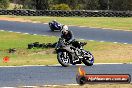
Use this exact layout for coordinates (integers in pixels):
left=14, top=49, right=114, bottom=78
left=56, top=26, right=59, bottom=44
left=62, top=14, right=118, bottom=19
left=82, top=51, right=94, bottom=66
left=57, top=51, right=71, bottom=67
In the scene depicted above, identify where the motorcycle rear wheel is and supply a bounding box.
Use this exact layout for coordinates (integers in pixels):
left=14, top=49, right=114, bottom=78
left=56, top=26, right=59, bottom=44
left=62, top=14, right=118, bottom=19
left=50, top=27, right=54, bottom=31
left=49, top=23, right=54, bottom=31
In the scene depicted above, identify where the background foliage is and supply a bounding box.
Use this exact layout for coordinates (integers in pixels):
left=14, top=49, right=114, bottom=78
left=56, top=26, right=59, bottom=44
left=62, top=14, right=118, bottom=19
left=3, top=0, right=132, bottom=10
left=0, top=0, right=10, bottom=9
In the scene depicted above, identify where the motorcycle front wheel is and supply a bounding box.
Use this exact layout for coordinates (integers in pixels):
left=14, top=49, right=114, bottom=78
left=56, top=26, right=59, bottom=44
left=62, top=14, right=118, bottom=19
left=82, top=50, right=94, bottom=66
left=57, top=51, right=71, bottom=67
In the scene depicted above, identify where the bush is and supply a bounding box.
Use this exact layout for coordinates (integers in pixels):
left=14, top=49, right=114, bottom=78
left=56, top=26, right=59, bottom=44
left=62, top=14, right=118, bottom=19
left=0, top=0, right=10, bottom=9
left=50, top=4, right=71, bottom=10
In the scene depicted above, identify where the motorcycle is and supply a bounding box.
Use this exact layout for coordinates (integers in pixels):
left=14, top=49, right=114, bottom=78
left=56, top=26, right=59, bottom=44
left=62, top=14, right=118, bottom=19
left=49, top=22, right=62, bottom=31
left=55, top=38, right=94, bottom=67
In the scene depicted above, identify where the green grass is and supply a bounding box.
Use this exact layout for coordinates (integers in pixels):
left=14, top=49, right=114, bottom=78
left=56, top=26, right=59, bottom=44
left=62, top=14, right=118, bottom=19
left=1, top=16, right=132, bottom=30
left=0, top=31, right=132, bottom=66
left=0, top=31, right=57, bottom=49
left=0, top=31, right=58, bottom=66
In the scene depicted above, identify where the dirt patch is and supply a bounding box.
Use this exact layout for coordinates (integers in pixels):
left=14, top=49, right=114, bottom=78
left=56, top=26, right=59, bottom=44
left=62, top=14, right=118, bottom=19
left=28, top=49, right=55, bottom=56
left=92, top=44, right=132, bottom=62
left=0, top=17, right=32, bottom=22
left=38, top=84, right=132, bottom=88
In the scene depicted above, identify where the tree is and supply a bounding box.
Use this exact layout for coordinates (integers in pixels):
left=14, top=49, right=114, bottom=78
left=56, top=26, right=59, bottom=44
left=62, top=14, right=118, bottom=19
left=21, top=0, right=34, bottom=9
left=9, top=0, right=132, bottom=11
left=111, top=0, right=132, bottom=11
left=63, top=0, right=78, bottom=10
left=32, top=0, right=49, bottom=10
left=84, top=0, right=99, bottom=10
left=127, top=0, right=132, bottom=10
left=51, top=0, right=82, bottom=10
left=50, top=4, right=71, bottom=10
left=0, top=0, right=10, bottom=9
left=99, top=0, right=109, bottom=10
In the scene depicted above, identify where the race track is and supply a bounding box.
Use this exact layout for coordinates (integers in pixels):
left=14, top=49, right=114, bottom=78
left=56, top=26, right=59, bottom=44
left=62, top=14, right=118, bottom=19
left=0, top=20, right=132, bottom=44
left=0, top=20, right=132, bottom=87
left=0, top=64, right=132, bottom=87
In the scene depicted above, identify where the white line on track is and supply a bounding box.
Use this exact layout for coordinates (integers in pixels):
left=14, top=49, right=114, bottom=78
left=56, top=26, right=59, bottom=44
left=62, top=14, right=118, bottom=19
left=42, top=35, right=47, bottom=36
left=123, top=43, right=128, bottom=44
left=80, top=39, right=84, bottom=40
left=15, top=32, right=21, bottom=33
left=21, top=86, right=37, bottom=88
left=33, top=34, right=37, bottom=35
left=43, top=23, right=48, bottom=24
left=43, top=85, right=60, bottom=87
left=102, top=28, right=113, bottom=30
left=0, top=65, right=48, bottom=68
left=0, top=63, right=131, bottom=68
left=100, top=41, right=105, bottom=42
left=23, top=33, right=29, bottom=35
left=65, top=84, right=79, bottom=86
left=43, top=84, right=79, bottom=87
left=90, top=27, right=99, bottom=29
left=42, top=63, right=132, bottom=66
left=0, top=87, right=17, bottom=88
left=32, top=21, right=39, bottom=23
left=89, top=40, right=94, bottom=41
left=4, top=82, right=132, bottom=88
left=94, top=63, right=127, bottom=65
left=8, top=31, right=13, bottom=32
left=0, top=30, right=4, bottom=31
left=113, top=42, right=118, bottom=44
left=78, top=26, right=87, bottom=27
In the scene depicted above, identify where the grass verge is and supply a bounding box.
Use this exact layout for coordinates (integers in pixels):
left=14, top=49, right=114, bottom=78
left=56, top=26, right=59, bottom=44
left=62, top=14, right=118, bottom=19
left=0, top=31, right=132, bottom=66
left=0, top=16, right=132, bottom=30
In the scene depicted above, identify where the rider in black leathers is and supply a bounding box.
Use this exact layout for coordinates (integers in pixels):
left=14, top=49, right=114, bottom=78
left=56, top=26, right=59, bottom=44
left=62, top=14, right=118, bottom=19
left=61, top=26, right=73, bottom=42
left=61, top=25, right=80, bottom=48
left=61, top=25, right=81, bottom=63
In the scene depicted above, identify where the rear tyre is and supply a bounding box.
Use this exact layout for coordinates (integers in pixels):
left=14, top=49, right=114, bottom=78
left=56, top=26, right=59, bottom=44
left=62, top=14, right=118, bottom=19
left=49, top=23, right=54, bottom=31
left=50, top=27, right=54, bottom=31
left=82, top=51, right=94, bottom=66
left=57, top=51, right=71, bottom=67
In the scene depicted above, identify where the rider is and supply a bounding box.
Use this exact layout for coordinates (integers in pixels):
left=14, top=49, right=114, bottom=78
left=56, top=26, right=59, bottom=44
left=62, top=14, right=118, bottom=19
left=61, top=25, right=81, bottom=63
left=61, top=25, right=81, bottom=48
left=52, top=20, right=61, bottom=26
left=61, top=25, right=73, bottom=42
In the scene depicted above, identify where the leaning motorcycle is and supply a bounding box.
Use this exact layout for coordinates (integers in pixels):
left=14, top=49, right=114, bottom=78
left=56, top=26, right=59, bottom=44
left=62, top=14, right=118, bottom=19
left=55, top=38, right=94, bottom=67
left=49, top=22, right=62, bottom=31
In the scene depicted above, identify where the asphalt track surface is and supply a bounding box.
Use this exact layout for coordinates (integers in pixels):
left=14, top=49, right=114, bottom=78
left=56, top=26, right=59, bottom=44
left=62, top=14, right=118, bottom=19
left=0, top=20, right=132, bottom=44
left=0, top=64, right=132, bottom=87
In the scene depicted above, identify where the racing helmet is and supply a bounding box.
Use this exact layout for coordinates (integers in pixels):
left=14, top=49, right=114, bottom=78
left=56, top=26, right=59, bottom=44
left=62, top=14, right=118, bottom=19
left=52, top=19, right=57, bottom=22
left=61, top=25, right=68, bottom=33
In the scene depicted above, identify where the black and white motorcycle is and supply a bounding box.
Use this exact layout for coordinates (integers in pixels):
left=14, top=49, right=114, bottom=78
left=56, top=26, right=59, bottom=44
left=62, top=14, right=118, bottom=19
left=55, top=38, right=94, bottom=67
